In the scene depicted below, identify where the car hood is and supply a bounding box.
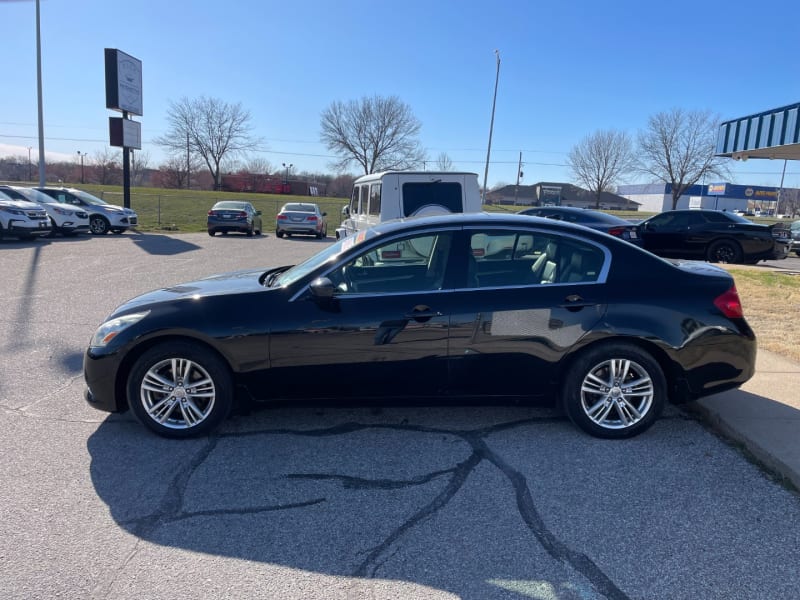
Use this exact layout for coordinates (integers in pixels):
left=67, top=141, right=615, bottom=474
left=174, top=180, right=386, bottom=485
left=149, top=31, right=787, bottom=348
left=113, top=268, right=271, bottom=313
left=99, top=204, right=136, bottom=214
left=0, top=199, right=42, bottom=210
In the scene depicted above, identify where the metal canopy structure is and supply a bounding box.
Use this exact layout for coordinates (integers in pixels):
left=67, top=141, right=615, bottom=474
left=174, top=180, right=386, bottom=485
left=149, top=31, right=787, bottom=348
left=716, top=101, right=800, bottom=161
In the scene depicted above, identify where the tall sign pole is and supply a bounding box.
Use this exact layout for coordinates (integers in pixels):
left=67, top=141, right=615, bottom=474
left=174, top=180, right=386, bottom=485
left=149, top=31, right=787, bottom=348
left=482, top=50, right=500, bottom=203
left=35, top=0, right=46, bottom=187
left=104, top=49, right=143, bottom=209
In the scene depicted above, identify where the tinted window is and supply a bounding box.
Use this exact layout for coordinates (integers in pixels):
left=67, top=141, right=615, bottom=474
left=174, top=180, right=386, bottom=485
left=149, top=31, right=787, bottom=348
left=468, top=230, right=604, bottom=287
left=368, top=183, right=381, bottom=216
left=402, top=182, right=463, bottom=216
left=327, top=233, right=452, bottom=294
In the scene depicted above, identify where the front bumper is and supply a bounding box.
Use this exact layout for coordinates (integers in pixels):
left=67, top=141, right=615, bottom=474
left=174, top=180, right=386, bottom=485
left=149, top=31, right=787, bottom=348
left=7, top=219, right=51, bottom=236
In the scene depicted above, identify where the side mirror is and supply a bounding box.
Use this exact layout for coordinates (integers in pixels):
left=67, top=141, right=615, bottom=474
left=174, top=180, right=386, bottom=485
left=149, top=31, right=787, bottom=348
left=322, top=211, right=327, bottom=217
left=309, top=277, right=336, bottom=300
left=341, top=205, right=350, bottom=217
left=256, top=210, right=262, bottom=216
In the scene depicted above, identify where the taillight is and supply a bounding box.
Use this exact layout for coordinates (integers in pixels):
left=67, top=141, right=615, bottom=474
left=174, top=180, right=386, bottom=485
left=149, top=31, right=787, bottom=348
left=207, top=210, right=216, bottom=216
left=714, top=285, right=744, bottom=319
left=238, top=211, right=247, bottom=217
left=277, top=214, right=287, bottom=220
left=307, top=216, right=318, bottom=222
left=607, top=227, right=625, bottom=237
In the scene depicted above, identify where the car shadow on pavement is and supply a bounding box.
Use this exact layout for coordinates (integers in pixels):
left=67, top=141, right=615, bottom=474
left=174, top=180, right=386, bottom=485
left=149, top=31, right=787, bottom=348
left=130, top=232, right=203, bottom=256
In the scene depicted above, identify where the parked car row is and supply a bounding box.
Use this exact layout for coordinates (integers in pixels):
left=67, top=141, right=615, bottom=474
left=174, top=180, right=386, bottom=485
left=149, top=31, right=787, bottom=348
left=206, top=201, right=329, bottom=239
left=0, top=185, right=138, bottom=240
left=517, top=206, right=791, bottom=264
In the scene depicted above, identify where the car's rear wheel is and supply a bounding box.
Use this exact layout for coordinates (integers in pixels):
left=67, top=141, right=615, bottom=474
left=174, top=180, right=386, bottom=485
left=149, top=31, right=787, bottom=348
left=89, top=215, right=110, bottom=235
left=562, top=343, right=665, bottom=439
left=707, top=239, right=742, bottom=263
left=127, top=342, right=233, bottom=438
left=208, top=229, right=216, bottom=236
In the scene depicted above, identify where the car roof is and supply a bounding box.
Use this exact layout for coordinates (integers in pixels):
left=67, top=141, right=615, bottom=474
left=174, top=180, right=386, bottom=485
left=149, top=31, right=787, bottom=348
left=368, top=211, right=603, bottom=238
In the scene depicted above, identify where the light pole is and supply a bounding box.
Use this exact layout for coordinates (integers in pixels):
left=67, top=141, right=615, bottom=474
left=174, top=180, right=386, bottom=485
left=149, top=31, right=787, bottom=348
left=77, top=151, right=86, bottom=184
left=282, top=162, right=293, bottom=184
left=482, top=49, right=501, bottom=204
left=27, top=147, right=32, bottom=181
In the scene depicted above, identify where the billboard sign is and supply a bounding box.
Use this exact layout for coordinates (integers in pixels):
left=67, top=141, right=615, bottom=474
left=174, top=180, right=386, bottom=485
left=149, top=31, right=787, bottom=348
left=109, top=117, right=141, bottom=149
left=105, top=48, right=143, bottom=115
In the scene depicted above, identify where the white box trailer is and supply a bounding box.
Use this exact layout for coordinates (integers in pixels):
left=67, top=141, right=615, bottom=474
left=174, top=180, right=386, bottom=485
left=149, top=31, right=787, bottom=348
left=335, top=171, right=482, bottom=239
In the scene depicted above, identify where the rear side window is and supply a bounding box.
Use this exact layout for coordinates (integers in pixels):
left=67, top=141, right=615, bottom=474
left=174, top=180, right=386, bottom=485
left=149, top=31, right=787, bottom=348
left=468, top=230, right=605, bottom=287
left=402, top=182, right=463, bottom=216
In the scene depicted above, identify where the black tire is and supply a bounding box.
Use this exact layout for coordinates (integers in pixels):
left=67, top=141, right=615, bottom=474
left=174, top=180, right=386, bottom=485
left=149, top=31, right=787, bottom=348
left=89, top=215, right=110, bottom=235
left=47, top=217, right=58, bottom=237
left=246, top=227, right=254, bottom=237
left=276, top=231, right=284, bottom=238
left=208, top=229, right=216, bottom=237
left=706, top=239, right=742, bottom=263
left=126, top=342, right=233, bottom=438
left=562, top=343, right=666, bottom=439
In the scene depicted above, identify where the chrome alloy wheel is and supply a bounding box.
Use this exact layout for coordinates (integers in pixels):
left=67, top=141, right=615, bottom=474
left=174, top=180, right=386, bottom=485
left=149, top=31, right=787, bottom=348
left=579, top=358, right=654, bottom=430
left=139, top=357, right=216, bottom=430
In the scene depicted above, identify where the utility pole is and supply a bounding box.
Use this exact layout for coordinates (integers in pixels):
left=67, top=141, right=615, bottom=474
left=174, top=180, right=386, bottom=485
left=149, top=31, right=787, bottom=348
left=514, top=151, right=523, bottom=205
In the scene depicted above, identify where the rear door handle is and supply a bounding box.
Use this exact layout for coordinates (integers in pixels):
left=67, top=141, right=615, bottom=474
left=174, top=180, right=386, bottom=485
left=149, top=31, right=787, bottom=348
left=560, top=294, right=596, bottom=311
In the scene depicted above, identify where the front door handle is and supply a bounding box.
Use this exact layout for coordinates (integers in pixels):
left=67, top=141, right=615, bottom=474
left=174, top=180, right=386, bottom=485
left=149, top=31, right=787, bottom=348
left=404, top=305, right=442, bottom=322
left=560, top=295, right=595, bottom=311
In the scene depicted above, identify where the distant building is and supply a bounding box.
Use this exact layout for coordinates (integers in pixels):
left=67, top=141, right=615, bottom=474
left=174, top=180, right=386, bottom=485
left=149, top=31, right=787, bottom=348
left=617, top=182, right=796, bottom=214
left=486, top=182, right=640, bottom=210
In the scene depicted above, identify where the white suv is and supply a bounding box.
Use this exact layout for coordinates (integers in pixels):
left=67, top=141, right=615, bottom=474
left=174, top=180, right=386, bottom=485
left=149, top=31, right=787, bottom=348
left=0, top=189, right=51, bottom=240
left=36, top=187, right=138, bottom=235
left=0, top=185, right=90, bottom=237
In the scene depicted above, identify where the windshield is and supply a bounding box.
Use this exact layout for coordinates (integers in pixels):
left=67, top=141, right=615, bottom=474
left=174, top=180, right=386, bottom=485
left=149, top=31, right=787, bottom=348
left=72, top=190, right=109, bottom=205
left=282, top=203, right=315, bottom=212
left=273, top=231, right=376, bottom=287
left=9, top=187, right=56, bottom=204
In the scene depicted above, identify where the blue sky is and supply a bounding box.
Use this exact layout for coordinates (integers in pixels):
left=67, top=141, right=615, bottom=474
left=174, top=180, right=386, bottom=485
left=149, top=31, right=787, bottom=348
left=2, top=0, right=800, bottom=189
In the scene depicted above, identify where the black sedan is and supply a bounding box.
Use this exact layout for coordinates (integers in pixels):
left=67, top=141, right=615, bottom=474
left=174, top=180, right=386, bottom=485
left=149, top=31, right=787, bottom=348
left=84, top=213, right=756, bottom=439
left=637, top=209, right=787, bottom=263
left=518, top=206, right=642, bottom=245
left=207, top=201, right=263, bottom=236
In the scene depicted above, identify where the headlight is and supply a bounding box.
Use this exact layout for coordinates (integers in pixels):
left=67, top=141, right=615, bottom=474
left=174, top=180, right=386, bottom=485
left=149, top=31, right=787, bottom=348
left=52, top=206, right=73, bottom=216
left=90, top=311, right=149, bottom=347
left=0, top=206, right=24, bottom=215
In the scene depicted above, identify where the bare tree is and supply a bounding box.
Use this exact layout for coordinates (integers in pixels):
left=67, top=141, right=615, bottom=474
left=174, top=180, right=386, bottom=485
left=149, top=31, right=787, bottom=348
left=131, top=150, right=151, bottom=186
left=244, top=157, right=273, bottom=174
left=155, top=96, right=259, bottom=190
left=320, top=95, right=425, bottom=175
left=154, top=155, right=200, bottom=189
left=568, top=130, right=636, bottom=208
left=435, top=152, right=454, bottom=171
left=637, top=108, right=729, bottom=210
left=93, top=147, right=122, bottom=185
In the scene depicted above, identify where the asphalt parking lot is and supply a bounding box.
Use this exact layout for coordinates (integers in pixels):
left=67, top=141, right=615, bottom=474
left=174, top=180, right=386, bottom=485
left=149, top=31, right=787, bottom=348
left=2, top=231, right=799, bottom=600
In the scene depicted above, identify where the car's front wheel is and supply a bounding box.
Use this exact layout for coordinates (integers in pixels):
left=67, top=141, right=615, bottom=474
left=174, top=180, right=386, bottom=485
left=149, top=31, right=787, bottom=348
left=562, top=343, right=665, bottom=439
left=89, top=215, right=110, bottom=235
left=127, top=342, right=233, bottom=438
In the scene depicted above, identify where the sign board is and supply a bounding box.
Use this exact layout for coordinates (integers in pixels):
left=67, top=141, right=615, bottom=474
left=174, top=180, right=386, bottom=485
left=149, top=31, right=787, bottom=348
left=707, top=183, right=726, bottom=195
left=109, top=117, right=141, bottom=149
left=104, top=48, right=143, bottom=115
left=689, top=196, right=702, bottom=209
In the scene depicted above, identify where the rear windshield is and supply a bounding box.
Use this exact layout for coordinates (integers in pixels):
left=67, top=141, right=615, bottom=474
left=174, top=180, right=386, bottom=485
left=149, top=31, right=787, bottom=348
left=402, top=182, right=463, bottom=216
left=283, top=203, right=315, bottom=212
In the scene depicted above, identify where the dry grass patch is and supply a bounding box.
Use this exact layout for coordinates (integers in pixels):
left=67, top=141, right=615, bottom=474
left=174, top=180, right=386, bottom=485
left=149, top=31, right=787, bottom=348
left=723, top=267, right=800, bottom=363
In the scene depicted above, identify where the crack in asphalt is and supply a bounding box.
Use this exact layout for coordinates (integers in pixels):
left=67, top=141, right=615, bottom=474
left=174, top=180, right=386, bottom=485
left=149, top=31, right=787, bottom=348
left=90, top=407, right=704, bottom=598
left=109, top=418, right=632, bottom=599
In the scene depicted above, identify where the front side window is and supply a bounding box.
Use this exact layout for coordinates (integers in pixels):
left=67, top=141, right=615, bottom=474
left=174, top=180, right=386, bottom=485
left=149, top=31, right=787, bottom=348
left=326, top=232, right=453, bottom=294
